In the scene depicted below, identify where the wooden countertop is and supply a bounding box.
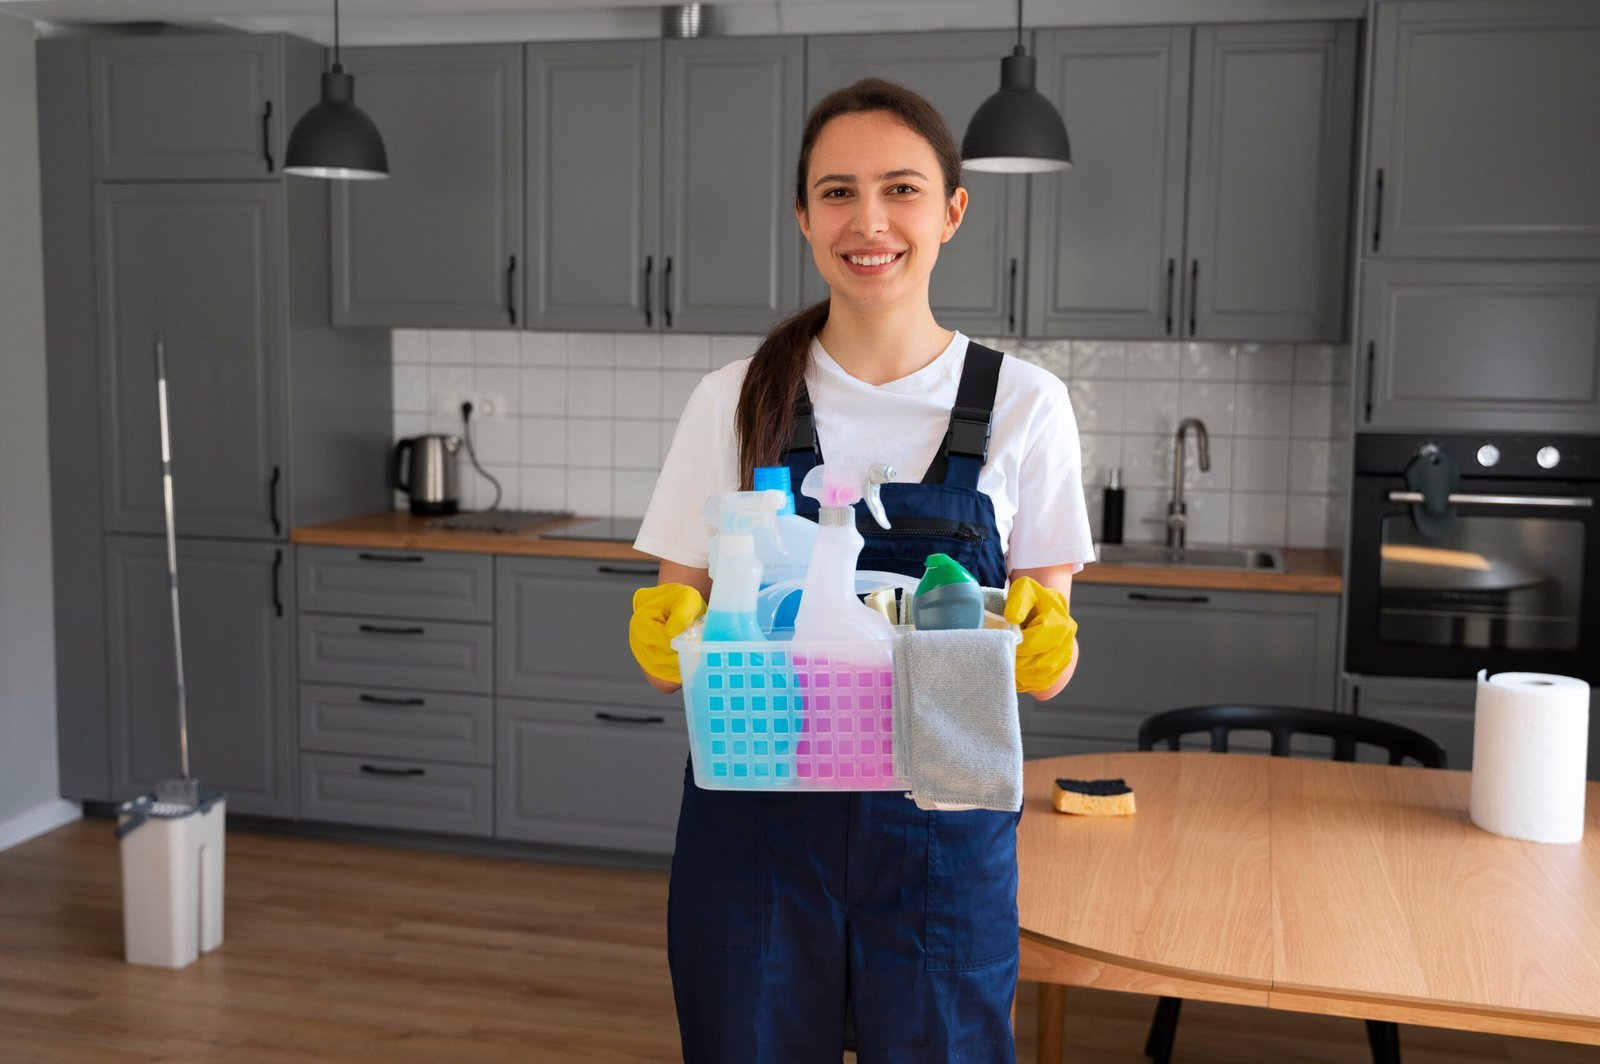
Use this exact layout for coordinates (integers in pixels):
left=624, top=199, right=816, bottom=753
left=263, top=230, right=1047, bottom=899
left=292, top=511, right=1341, bottom=594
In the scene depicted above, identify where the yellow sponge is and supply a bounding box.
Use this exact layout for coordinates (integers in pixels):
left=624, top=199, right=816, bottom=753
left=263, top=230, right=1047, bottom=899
left=1052, top=777, right=1136, bottom=816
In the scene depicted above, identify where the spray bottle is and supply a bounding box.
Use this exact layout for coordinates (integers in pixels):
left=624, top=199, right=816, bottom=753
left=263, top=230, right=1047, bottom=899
left=700, top=490, right=788, bottom=642
left=753, top=466, right=818, bottom=630
left=792, top=463, right=898, bottom=644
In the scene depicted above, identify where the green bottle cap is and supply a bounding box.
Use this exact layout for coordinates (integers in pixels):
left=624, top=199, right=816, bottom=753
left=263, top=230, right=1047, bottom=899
left=916, top=553, right=978, bottom=595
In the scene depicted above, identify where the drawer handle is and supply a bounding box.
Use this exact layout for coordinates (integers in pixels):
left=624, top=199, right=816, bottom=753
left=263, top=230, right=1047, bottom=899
left=359, top=764, right=425, bottom=777
left=358, top=624, right=425, bottom=635
left=596, top=565, right=657, bottom=577
left=359, top=693, right=426, bottom=706
left=1128, top=592, right=1210, bottom=605
left=357, top=552, right=425, bottom=563
left=596, top=711, right=666, bottom=725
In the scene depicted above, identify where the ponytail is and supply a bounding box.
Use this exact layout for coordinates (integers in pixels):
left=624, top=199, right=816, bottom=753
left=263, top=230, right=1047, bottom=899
left=735, top=300, right=828, bottom=490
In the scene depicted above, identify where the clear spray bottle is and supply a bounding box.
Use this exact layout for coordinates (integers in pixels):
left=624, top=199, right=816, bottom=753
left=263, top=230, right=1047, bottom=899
left=793, top=463, right=897, bottom=644
left=700, top=489, right=788, bottom=643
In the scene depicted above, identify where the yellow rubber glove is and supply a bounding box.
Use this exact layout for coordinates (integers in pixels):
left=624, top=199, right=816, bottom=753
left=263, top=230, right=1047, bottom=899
left=1004, top=576, right=1079, bottom=694
left=629, top=583, right=707, bottom=685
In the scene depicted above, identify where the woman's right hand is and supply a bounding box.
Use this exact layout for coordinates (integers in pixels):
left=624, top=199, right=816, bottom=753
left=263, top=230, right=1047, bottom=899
left=629, top=583, right=707, bottom=690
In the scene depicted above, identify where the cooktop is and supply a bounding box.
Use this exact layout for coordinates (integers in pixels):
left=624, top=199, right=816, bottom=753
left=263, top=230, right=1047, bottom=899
left=540, top=517, right=644, bottom=542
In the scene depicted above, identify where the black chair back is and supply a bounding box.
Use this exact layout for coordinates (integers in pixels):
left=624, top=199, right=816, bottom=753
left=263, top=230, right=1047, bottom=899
left=1136, top=704, right=1448, bottom=769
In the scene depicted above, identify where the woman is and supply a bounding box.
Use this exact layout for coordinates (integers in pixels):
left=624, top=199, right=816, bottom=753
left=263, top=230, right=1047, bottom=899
left=629, top=78, right=1093, bottom=1063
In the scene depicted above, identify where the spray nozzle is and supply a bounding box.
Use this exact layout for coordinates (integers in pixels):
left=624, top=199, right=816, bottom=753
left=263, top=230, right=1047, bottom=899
left=800, top=463, right=896, bottom=530
left=699, top=490, right=789, bottom=555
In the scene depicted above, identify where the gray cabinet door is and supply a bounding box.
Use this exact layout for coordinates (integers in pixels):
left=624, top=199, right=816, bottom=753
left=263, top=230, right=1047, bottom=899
left=300, top=752, right=493, bottom=836
left=1366, top=0, right=1600, bottom=260
left=89, top=35, right=284, bottom=181
left=105, top=535, right=294, bottom=817
left=803, top=32, right=1030, bottom=337
left=1358, top=260, right=1600, bottom=434
left=296, top=545, right=494, bottom=622
left=298, top=615, right=495, bottom=694
left=496, top=698, right=688, bottom=853
left=525, top=40, right=661, bottom=331
left=1028, top=26, right=1191, bottom=340
left=331, top=45, right=523, bottom=329
left=1186, top=22, right=1357, bottom=342
left=96, top=184, right=286, bottom=540
left=662, top=37, right=804, bottom=333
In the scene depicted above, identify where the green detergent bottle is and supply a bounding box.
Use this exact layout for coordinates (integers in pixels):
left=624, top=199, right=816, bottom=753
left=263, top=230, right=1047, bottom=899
left=912, top=553, right=984, bottom=630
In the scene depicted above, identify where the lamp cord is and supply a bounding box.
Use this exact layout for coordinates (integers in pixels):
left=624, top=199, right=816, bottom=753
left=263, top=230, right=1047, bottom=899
left=1016, top=0, right=1023, bottom=51
left=334, top=0, right=341, bottom=67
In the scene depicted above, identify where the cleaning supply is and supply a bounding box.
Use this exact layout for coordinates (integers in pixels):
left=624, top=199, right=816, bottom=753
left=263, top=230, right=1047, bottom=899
left=1005, top=576, right=1079, bottom=693
left=754, top=465, right=818, bottom=630
left=1052, top=778, right=1136, bottom=816
left=700, top=490, right=787, bottom=641
left=629, top=583, right=707, bottom=684
left=792, top=464, right=897, bottom=644
left=912, top=553, right=984, bottom=631
left=1101, top=467, right=1125, bottom=545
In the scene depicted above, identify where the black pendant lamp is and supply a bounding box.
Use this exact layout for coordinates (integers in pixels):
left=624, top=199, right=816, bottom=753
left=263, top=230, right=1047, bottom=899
left=284, top=0, right=388, bottom=180
left=962, top=0, right=1071, bottom=174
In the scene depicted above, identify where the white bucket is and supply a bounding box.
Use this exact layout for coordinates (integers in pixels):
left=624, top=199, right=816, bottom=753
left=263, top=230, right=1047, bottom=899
left=117, top=792, right=226, bottom=968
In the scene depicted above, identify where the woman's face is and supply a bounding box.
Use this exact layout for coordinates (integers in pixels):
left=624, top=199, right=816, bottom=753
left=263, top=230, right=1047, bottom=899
left=797, top=111, right=967, bottom=311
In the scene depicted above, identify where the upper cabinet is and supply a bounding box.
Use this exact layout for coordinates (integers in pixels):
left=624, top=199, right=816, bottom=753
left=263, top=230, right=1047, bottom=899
left=525, top=36, right=804, bottom=334
left=1031, top=21, right=1357, bottom=342
left=90, top=35, right=287, bottom=181
left=804, top=32, right=1029, bottom=338
left=331, top=46, right=524, bottom=329
left=1366, top=0, right=1600, bottom=260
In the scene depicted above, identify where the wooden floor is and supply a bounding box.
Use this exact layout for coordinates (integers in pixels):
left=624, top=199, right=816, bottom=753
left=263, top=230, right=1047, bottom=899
left=1, top=819, right=1595, bottom=1063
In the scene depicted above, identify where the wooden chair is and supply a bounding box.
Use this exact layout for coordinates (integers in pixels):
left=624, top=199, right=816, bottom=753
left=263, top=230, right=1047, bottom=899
left=1129, top=704, right=1448, bottom=1064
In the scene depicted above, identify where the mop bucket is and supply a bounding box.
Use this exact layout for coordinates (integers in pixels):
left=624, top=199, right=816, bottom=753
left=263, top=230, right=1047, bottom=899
left=115, top=786, right=226, bottom=968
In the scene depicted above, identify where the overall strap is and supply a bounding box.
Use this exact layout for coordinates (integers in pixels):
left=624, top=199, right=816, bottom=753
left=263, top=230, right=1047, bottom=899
left=922, top=342, right=1004, bottom=489
left=782, top=384, right=821, bottom=512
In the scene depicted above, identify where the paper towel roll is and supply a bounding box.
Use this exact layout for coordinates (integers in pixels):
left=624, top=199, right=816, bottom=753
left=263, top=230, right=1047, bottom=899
left=1470, top=670, right=1590, bottom=844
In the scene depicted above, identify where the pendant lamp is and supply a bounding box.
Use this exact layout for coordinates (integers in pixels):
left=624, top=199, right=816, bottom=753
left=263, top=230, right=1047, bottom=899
left=284, top=0, right=388, bottom=180
left=962, top=0, right=1071, bottom=174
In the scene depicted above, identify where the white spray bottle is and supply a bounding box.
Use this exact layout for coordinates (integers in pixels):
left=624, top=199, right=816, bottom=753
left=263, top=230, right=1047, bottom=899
left=792, top=463, right=897, bottom=644
left=700, top=489, right=788, bottom=643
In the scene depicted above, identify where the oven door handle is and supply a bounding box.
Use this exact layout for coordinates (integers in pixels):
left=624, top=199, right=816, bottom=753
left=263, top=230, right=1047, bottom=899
left=1387, top=491, right=1593, bottom=509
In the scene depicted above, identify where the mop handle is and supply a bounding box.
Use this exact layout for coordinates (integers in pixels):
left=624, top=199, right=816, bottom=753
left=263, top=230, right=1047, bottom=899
left=155, top=335, right=191, bottom=783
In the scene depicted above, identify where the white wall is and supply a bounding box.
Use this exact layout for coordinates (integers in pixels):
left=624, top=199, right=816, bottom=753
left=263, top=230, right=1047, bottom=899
left=0, top=12, right=77, bottom=850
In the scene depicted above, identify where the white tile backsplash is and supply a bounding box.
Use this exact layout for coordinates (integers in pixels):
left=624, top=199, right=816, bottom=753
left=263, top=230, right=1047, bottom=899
left=393, top=330, right=1353, bottom=548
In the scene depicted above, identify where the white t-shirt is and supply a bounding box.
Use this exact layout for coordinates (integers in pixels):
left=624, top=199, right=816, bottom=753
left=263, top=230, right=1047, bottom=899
left=635, top=332, right=1096, bottom=577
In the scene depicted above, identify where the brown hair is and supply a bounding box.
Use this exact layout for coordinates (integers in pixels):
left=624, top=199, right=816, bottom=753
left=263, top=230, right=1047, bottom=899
left=733, top=78, right=964, bottom=489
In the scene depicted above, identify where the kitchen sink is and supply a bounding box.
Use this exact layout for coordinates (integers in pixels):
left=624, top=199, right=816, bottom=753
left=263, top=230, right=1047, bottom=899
left=1094, top=544, right=1287, bottom=572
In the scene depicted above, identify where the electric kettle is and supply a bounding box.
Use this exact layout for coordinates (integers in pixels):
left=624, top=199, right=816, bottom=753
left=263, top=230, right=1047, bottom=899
left=392, top=435, right=461, bottom=515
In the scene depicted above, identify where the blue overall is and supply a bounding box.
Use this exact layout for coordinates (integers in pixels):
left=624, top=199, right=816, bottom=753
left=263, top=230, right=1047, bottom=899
left=668, top=344, right=1019, bottom=1063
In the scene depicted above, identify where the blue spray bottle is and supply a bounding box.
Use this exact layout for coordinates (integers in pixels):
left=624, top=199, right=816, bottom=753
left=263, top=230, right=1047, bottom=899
left=753, top=466, right=817, bottom=631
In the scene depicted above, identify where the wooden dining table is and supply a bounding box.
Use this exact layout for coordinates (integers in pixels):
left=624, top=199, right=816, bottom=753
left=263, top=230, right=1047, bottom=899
left=1017, top=752, right=1600, bottom=1063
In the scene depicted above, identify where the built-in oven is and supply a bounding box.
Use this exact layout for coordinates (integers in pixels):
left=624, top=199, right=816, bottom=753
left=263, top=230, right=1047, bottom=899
left=1346, top=433, right=1599, bottom=684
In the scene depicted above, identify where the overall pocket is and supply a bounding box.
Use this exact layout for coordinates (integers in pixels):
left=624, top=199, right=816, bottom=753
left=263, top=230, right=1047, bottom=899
left=924, top=807, right=1021, bottom=971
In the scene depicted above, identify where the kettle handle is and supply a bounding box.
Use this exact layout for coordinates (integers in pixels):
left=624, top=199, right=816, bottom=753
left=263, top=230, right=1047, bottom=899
left=392, top=438, right=413, bottom=496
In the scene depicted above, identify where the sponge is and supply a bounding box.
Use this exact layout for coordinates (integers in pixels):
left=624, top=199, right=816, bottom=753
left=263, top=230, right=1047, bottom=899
left=1052, top=777, right=1136, bottom=816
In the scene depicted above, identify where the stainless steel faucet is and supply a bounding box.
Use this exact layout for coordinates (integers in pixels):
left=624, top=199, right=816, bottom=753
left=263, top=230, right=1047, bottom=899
left=1166, top=418, right=1210, bottom=547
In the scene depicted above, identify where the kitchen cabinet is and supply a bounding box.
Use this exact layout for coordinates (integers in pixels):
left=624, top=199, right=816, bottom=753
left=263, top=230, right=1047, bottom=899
left=1365, top=0, right=1600, bottom=261
left=89, top=34, right=291, bottom=181
left=803, top=32, right=1030, bottom=337
left=524, top=36, right=803, bottom=334
left=330, top=45, right=524, bottom=329
left=104, top=535, right=294, bottom=817
left=1025, top=584, right=1341, bottom=750
left=1029, top=22, right=1357, bottom=342
left=1357, top=260, right=1600, bottom=433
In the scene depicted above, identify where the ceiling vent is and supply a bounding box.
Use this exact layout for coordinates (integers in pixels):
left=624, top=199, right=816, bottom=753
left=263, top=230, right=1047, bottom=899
left=662, top=4, right=718, bottom=38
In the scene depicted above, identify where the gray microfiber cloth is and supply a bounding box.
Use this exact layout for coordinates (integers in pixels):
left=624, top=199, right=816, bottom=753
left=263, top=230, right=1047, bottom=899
left=892, top=627, right=1023, bottom=812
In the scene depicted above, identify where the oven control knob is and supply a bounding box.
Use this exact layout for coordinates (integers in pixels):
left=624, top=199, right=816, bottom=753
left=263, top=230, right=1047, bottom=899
left=1537, top=445, right=1561, bottom=470
left=1476, top=444, right=1500, bottom=468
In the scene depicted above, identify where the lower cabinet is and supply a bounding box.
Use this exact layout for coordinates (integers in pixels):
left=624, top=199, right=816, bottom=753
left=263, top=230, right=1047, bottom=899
left=300, top=751, right=494, bottom=836
left=1026, top=583, right=1341, bottom=752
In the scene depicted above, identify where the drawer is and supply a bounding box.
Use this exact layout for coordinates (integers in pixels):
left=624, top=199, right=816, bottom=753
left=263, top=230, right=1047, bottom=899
left=298, top=615, right=493, bottom=693
left=300, top=752, right=493, bottom=836
left=298, top=546, right=493, bottom=622
left=299, top=683, right=492, bottom=765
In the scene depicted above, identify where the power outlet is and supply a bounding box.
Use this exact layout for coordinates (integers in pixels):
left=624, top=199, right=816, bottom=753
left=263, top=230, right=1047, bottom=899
left=439, top=393, right=508, bottom=420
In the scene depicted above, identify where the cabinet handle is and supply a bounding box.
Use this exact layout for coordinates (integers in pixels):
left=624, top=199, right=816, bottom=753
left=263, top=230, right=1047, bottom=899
left=357, top=552, right=425, bottom=563
left=596, top=712, right=666, bottom=725
left=269, top=465, right=281, bottom=535
left=359, top=693, right=426, bottom=706
left=262, top=100, right=274, bottom=173
left=271, top=549, right=283, bottom=618
left=663, top=256, right=674, bottom=328
left=596, top=565, right=658, bottom=577
left=1164, top=259, right=1175, bottom=336
left=643, top=255, right=654, bottom=327
left=358, top=623, right=425, bottom=635
left=1187, top=261, right=1198, bottom=337
left=506, top=255, right=517, bottom=326
left=1363, top=340, right=1376, bottom=423
left=1007, top=258, right=1018, bottom=333
left=1371, top=168, right=1384, bottom=253
left=1128, top=591, right=1210, bottom=605
left=359, top=764, right=425, bottom=777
